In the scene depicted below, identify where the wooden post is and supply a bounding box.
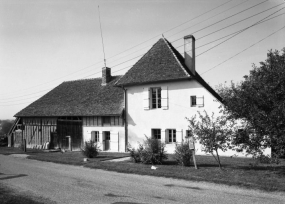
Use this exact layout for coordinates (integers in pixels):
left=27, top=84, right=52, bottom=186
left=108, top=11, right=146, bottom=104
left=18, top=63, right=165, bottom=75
left=24, top=139, right=26, bottom=152
left=189, top=136, right=198, bottom=169
left=192, top=149, right=198, bottom=169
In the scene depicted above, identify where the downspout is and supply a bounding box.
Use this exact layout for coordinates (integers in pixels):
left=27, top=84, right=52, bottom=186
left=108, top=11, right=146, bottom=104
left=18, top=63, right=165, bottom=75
left=122, top=86, right=128, bottom=152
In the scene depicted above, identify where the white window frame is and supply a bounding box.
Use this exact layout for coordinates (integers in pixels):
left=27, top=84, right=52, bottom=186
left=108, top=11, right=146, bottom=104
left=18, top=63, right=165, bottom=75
left=151, top=87, right=162, bottom=109
left=190, top=95, right=204, bottom=107
left=91, top=131, right=99, bottom=142
left=168, top=129, right=176, bottom=143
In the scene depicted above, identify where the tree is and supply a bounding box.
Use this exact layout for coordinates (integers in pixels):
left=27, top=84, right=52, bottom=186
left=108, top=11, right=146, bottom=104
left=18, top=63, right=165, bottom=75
left=0, top=120, right=14, bottom=136
left=186, top=111, right=235, bottom=169
left=217, top=48, right=285, bottom=158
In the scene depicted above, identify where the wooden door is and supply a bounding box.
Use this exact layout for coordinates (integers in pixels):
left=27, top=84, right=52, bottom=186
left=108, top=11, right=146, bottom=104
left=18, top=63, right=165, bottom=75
left=104, top=131, right=110, bottom=151
left=57, top=119, right=82, bottom=150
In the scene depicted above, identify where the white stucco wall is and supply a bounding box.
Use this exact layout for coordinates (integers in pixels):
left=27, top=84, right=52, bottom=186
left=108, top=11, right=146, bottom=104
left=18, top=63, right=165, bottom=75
left=83, top=126, right=125, bottom=152
left=126, top=79, right=265, bottom=157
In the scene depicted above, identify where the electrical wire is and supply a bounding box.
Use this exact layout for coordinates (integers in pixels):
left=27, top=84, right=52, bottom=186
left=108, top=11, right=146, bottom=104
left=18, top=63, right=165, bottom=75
left=1, top=9, right=284, bottom=103
left=166, top=0, right=250, bottom=39
left=201, top=25, right=285, bottom=75
left=1, top=2, right=284, bottom=104
left=171, top=0, right=270, bottom=43
left=0, top=0, right=235, bottom=97
left=196, top=6, right=285, bottom=57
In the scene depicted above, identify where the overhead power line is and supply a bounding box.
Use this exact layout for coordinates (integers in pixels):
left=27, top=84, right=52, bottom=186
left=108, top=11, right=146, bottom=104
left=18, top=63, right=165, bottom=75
left=201, top=25, right=285, bottom=75
left=167, top=0, right=250, bottom=39
left=1, top=1, right=284, bottom=104
left=0, top=0, right=234, bottom=97
left=1, top=8, right=284, bottom=104
left=196, top=6, right=285, bottom=57
left=171, top=0, right=270, bottom=43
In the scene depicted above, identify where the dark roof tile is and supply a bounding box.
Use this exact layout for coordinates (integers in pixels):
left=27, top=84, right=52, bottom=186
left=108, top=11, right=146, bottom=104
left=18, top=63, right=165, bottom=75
left=15, top=76, right=124, bottom=117
left=116, top=38, right=191, bottom=86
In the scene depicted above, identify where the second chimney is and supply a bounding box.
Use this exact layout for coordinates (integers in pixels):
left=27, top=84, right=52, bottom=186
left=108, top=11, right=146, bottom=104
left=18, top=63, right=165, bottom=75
left=184, top=35, right=195, bottom=75
left=102, top=67, right=112, bottom=86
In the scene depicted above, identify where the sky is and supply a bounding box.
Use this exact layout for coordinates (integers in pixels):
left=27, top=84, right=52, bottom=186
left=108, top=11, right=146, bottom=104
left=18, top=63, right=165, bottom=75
left=0, top=0, right=284, bottom=119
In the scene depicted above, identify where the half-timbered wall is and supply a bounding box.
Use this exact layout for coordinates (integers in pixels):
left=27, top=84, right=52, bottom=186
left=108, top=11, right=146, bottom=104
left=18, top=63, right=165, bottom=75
left=83, top=116, right=124, bottom=127
left=22, top=117, right=57, bottom=148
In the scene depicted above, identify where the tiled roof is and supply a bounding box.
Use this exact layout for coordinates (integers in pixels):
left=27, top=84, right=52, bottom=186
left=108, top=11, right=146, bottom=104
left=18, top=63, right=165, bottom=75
left=15, top=76, right=124, bottom=117
left=116, top=38, right=192, bottom=86
left=116, top=37, right=222, bottom=102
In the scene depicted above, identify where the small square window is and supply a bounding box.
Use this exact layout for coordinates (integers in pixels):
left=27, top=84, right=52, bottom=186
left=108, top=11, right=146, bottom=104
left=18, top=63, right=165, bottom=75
left=152, top=129, right=161, bottom=140
left=186, top=130, right=192, bottom=138
left=190, top=96, right=196, bottom=107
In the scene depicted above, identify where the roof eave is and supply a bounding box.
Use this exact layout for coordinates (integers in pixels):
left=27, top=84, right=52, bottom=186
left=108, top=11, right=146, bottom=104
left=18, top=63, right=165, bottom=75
left=115, top=77, right=192, bottom=87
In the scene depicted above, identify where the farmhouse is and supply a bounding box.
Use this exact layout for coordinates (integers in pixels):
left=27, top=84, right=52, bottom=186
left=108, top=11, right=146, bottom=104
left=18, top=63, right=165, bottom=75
left=11, top=73, right=125, bottom=151
left=10, top=35, right=260, bottom=156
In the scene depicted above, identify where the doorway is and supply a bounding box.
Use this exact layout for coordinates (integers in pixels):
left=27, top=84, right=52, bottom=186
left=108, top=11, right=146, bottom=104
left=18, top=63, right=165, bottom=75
left=103, top=131, right=110, bottom=151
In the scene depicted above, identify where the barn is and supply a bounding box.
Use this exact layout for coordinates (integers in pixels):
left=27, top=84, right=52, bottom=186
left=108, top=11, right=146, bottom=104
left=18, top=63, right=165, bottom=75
left=9, top=68, right=126, bottom=151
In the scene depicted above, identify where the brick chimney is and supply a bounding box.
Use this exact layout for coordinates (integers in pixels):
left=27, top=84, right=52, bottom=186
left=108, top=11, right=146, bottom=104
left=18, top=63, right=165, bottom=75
left=184, top=35, right=195, bottom=75
left=102, top=67, right=111, bottom=86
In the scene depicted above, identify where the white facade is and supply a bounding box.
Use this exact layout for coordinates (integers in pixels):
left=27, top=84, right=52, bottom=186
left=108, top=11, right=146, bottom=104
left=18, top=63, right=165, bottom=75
left=83, top=126, right=125, bottom=152
left=125, top=79, right=271, bottom=157
left=126, top=79, right=221, bottom=154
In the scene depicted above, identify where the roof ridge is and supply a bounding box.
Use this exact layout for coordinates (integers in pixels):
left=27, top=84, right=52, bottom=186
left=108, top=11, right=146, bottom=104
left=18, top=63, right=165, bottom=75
left=162, top=38, right=190, bottom=77
left=115, top=39, right=162, bottom=86
left=64, top=75, right=122, bottom=83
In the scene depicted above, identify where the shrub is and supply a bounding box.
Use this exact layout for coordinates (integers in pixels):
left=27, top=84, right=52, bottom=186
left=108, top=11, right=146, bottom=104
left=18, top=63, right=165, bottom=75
left=127, top=143, right=144, bottom=163
left=81, top=140, right=100, bottom=158
left=141, top=137, right=168, bottom=164
left=127, top=137, right=168, bottom=165
left=174, top=142, right=193, bottom=166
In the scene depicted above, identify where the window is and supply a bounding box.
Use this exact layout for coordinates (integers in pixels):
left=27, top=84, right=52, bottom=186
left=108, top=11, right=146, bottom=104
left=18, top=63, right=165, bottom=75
left=190, top=95, right=204, bottom=107
left=186, top=130, right=192, bottom=138
left=91, top=131, right=99, bottom=142
left=152, top=129, right=161, bottom=140
left=190, top=96, right=196, bottom=106
left=102, top=116, right=110, bottom=125
left=168, top=129, right=176, bottom=143
left=151, top=88, right=161, bottom=109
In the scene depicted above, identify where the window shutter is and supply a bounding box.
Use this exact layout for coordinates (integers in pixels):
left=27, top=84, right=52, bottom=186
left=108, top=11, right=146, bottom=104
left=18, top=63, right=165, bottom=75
left=143, top=88, right=150, bottom=110
left=176, top=130, right=182, bottom=144
left=197, top=96, right=204, bottom=107
left=91, top=131, right=95, bottom=142
left=161, top=130, right=166, bottom=143
left=161, top=86, right=168, bottom=110
left=110, top=131, right=119, bottom=151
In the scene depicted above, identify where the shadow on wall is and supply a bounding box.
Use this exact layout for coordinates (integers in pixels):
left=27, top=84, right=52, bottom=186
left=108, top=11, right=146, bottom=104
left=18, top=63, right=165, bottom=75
left=127, top=113, right=136, bottom=126
left=128, top=130, right=145, bottom=148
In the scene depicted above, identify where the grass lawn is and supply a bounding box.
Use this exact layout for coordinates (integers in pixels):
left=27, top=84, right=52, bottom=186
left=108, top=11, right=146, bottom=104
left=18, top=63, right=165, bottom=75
left=1, top=147, right=284, bottom=192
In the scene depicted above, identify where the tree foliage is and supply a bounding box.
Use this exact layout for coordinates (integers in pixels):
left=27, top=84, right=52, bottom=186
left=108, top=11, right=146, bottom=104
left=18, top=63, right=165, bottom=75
left=217, top=48, right=285, bottom=157
left=186, top=111, right=235, bottom=168
left=0, top=120, right=14, bottom=136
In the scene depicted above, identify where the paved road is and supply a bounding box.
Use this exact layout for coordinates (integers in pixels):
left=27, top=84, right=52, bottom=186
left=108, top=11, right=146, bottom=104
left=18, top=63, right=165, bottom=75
left=0, top=154, right=284, bottom=204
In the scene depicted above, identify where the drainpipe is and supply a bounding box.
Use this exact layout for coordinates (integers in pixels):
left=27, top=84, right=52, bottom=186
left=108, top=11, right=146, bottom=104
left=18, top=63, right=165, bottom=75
left=123, top=87, right=128, bottom=152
